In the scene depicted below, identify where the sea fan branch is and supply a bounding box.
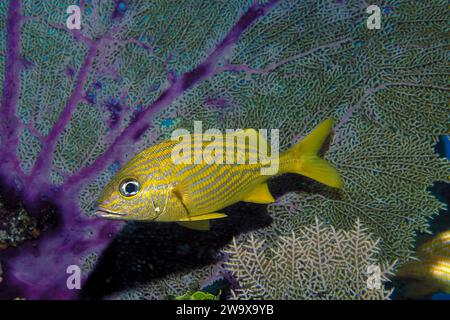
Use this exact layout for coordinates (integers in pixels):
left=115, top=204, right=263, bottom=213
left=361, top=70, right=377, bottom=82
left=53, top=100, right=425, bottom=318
left=0, top=0, right=25, bottom=180
left=27, top=41, right=100, bottom=191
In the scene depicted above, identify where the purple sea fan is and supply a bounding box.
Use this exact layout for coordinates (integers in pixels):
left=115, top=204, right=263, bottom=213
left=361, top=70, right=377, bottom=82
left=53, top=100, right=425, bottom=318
left=202, top=94, right=243, bottom=125
left=204, top=96, right=229, bottom=110
left=0, top=0, right=281, bottom=299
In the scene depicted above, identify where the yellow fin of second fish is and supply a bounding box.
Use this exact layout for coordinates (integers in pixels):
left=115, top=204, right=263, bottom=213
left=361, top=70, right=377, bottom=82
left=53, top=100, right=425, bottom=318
left=242, top=183, right=275, bottom=204
left=177, top=220, right=210, bottom=231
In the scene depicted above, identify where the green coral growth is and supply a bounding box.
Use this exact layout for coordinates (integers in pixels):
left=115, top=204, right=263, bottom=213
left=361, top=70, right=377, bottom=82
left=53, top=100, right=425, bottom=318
left=175, top=290, right=220, bottom=300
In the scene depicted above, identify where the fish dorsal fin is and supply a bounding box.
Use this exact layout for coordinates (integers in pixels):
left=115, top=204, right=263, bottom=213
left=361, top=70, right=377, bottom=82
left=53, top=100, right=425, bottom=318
left=177, top=220, right=210, bottom=231
left=233, top=128, right=257, bottom=135
left=232, top=129, right=268, bottom=146
left=242, top=183, right=275, bottom=204
left=229, top=129, right=269, bottom=163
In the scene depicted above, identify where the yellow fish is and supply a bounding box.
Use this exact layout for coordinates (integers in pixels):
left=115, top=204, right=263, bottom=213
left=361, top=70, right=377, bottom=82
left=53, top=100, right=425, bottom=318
left=95, top=119, right=343, bottom=230
left=396, top=230, right=450, bottom=296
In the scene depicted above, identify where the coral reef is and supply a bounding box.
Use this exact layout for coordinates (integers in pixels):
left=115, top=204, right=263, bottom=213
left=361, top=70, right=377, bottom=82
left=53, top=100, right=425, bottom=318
left=224, top=218, right=395, bottom=299
left=0, top=0, right=448, bottom=299
left=105, top=265, right=215, bottom=300
left=175, top=290, right=221, bottom=300
left=0, top=199, right=38, bottom=248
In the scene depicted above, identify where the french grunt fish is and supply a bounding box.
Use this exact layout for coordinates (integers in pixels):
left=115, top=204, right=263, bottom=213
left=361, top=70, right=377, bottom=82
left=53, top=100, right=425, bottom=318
left=95, top=119, right=343, bottom=230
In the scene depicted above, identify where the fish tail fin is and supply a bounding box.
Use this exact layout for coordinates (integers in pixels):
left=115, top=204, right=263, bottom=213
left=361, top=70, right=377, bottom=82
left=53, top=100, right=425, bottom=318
left=283, top=118, right=344, bottom=188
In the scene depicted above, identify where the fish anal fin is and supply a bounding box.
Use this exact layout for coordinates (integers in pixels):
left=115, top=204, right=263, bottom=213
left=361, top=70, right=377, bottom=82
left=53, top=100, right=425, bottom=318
left=177, top=220, right=210, bottom=231
left=242, top=183, right=275, bottom=204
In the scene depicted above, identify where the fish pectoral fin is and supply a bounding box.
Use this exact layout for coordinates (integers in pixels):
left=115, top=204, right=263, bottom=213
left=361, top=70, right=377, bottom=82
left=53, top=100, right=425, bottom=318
left=242, top=183, right=275, bottom=204
left=179, top=212, right=228, bottom=221
left=177, top=220, right=210, bottom=231
left=172, top=179, right=193, bottom=211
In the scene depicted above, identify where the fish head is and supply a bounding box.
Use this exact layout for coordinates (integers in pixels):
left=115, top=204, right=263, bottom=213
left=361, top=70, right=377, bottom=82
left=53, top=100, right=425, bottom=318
left=95, top=164, right=168, bottom=221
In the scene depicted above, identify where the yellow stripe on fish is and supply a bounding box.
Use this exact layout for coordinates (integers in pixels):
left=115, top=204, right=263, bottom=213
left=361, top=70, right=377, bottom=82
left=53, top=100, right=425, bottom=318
left=95, top=119, right=344, bottom=231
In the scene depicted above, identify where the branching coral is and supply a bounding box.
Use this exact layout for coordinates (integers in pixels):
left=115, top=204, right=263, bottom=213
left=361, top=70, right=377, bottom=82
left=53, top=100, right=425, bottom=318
left=0, top=0, right=448, bottom=299
left=225, top=218, right=395, bottom=300
left=105, top=265, right=215, bottom=300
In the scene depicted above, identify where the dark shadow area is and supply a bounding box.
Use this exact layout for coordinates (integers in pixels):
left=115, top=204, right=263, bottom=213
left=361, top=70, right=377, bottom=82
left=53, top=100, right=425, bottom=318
left=81, top=201, right=272, bottom=299
left=429, top=182, right=450, bottom=235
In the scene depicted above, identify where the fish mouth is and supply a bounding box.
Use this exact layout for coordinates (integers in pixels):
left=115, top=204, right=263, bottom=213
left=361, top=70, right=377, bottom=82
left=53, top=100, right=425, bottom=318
left=94, top=208, right=127, bottom=219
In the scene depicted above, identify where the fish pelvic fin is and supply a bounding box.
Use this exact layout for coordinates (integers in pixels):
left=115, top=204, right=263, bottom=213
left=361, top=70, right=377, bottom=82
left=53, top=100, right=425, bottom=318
left=176, top=212, right=228, bottom=231
left=283, top=118, right=344, bottom=189
left=178, top=212, right=228, bottom=221
left=242, top=182, right=275, bottom=204
left=177, top=220, right=210, bottom=231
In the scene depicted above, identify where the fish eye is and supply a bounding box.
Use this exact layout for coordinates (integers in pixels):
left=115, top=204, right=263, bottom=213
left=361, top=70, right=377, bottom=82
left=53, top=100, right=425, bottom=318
left=119, top=179, right=140, bottom=197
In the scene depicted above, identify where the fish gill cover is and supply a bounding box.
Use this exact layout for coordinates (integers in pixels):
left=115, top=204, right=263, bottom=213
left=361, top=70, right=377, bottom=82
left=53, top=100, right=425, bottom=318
left=0, top=0, right=448, bottom=299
